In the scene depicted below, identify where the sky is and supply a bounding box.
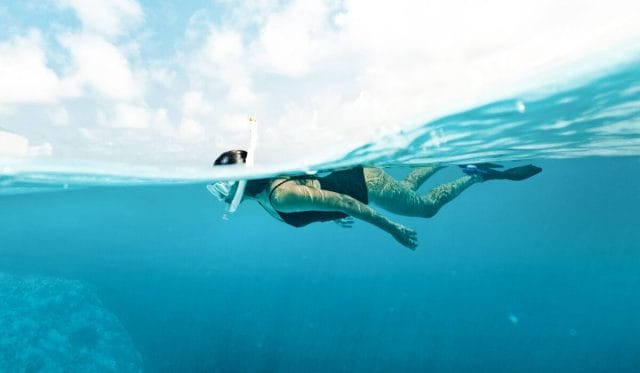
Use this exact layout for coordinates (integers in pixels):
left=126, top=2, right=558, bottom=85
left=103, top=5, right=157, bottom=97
left=1, top=0, right=639, bottom=169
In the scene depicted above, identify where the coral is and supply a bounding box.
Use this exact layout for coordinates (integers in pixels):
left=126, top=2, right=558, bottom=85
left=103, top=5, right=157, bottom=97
left=0, top=273, right=142, bottom=372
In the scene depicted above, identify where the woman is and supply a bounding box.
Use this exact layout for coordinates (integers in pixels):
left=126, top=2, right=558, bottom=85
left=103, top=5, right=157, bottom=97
left=210, top=150, right=541, bottom=250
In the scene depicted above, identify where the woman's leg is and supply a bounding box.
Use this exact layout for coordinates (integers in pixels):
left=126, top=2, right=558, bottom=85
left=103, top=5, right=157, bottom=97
left=364, top=167, right=479, bottom=218
left=421, top=175, right=478, bottom=217
left=402, top=165, right=444, bottom=190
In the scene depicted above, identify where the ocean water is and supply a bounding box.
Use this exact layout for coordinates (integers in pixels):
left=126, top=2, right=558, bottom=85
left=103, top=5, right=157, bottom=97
left=2, top=63, right=640, bottom=371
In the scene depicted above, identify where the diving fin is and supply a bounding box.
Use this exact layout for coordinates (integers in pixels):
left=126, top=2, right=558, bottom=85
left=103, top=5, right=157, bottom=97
left=482, top=164, right=542, bottom=181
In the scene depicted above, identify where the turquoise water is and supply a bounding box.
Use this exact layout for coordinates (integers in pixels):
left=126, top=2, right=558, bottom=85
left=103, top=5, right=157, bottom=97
left=1, top=63, right=640, bottom=371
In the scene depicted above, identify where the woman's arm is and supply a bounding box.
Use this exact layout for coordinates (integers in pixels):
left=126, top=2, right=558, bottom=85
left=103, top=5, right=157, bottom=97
left=270, top=183, right=418, bottom=249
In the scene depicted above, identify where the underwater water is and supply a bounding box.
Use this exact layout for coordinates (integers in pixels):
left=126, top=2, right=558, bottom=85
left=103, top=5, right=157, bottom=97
left=1, top=63, right=640, bottom=371
left=1, top=158, right=639, bottom=372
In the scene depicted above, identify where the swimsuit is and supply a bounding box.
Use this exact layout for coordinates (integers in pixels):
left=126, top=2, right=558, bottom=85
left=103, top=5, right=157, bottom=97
left=269, top=167, right=369, bottom=227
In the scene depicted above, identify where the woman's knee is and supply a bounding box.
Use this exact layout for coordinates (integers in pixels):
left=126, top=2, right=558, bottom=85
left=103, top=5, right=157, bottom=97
left=422, top=207, right=438, bottom=218
left=422, top=204, right=438, bottom=218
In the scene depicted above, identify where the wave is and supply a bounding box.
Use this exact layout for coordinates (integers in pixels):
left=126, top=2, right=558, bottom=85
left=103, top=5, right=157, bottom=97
left=1, top=61, right=639, bottom=194
left=343, top=61, right=640, bottom=166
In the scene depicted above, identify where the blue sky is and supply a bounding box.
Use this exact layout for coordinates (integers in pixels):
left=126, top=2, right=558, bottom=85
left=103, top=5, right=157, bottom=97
left=1, top=0, right=639, bottom=168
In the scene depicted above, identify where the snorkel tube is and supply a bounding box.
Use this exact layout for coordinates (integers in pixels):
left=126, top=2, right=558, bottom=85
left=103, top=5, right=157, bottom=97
left=208, top=117, right=258, bottom=219
left=207, top=117, right=256, bottom=220
left=225, top=117, right=257, bottom=216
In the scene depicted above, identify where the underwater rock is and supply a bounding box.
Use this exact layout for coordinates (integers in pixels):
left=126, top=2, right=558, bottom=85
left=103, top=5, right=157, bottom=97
left=0, top=272, right=142, bottom=372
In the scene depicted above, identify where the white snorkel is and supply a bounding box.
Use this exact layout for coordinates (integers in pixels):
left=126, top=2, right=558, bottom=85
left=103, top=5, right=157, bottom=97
left=225, top=117, right=257, bottom=215
left=208, top=117, right=258, bottom=219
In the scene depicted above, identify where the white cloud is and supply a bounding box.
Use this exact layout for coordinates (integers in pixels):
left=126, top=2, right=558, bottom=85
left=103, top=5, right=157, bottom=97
left=190, top=27, right=258, bottom=105
left=218, top=114, right=254, bottom=133
left=146, top=65, right=176, bottom=87
left=228, top=82, right=258, bottom=105
left=98, top=103, right=151, bottom=128
left=28, top=142, right=53, bottom=156
left=114, top=103, right=151, bottom=129
left=58, top=0, right=143, bottom=37
left=47, top=106, right=70, bottom=126
left=0, top=105, right=13, bottom=115
left=152, top=108, right=173, bottom=133
left=178, top=118, right=206, bottom=139
left=204, top=29, right=244, bottom=63
left=78, top=127, right=97, bottom=141
left=0, top=128, right=29, bottom=156
left=0, top=128, right=53, bottom=157
left=178, top=90, right=217, bottom=133
left=0, top=31, right=61, bottom=104
left=253, top=0, right=339, bottom=77
left=60, top=33, right=142, bottom=101
left=181, top=90, right=208, bottom=117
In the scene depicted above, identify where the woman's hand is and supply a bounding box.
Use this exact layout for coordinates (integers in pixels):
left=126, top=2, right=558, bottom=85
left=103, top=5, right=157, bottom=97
left=390, top=223, right=418, bottom=250
left=334, top=216, right=355, bottom=228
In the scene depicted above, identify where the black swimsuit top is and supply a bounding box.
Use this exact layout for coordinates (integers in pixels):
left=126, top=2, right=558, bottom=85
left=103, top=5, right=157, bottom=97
left=268, top=167, right=369, bottom=228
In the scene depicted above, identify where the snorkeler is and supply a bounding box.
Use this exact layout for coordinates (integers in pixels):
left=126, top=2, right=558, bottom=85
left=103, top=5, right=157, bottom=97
left=209, top=150, right=541, bottom=250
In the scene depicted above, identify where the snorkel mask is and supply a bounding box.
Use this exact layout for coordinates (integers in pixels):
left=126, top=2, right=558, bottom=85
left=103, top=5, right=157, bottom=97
left=207, top=117, right=257, bottom=218
left=207, top=180, right=237, bottom=202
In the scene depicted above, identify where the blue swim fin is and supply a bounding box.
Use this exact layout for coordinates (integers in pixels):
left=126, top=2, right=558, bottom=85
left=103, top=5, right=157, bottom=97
left=459, top=163, right=503, bottom=176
